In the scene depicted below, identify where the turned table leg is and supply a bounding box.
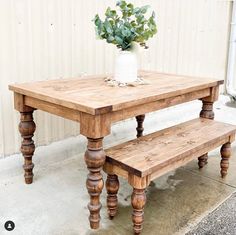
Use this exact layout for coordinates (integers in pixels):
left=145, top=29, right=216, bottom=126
left=198, top=101, right=215, bottom=168
left=220, top=142, right=231, bottom=178
left=136, top=115, right=145, bottom=138
left=131, top=188, right=147, bottom=235
left=106, top=174, right=119, bottom=219
left=84, top=137, right=106, bottom=229
left=19, top=111, right=36, bottom=184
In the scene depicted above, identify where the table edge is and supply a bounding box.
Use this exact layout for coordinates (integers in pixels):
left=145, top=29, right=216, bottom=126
left=9, top=79, right=224, bottom=115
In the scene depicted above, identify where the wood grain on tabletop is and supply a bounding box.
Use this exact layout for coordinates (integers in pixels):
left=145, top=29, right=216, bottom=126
left=9, top=71, right=223, bottom=115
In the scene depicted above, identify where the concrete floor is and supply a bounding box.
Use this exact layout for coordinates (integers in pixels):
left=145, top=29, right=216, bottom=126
left=1, top=95, right=236, bottom=235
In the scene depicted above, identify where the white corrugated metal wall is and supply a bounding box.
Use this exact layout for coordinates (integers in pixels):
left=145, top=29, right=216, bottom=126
left=0, top=0, right=232, bottom=158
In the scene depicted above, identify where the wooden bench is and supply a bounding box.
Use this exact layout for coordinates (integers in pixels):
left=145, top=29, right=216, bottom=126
left=104, top=118, right=236, bottom=235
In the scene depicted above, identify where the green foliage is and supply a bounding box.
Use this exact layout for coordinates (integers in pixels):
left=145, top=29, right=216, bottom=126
left=93, top=0, right=157, bottom=51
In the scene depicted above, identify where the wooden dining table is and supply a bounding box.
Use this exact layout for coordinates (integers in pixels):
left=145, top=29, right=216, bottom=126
left=9, top=70, right=223, bottom=229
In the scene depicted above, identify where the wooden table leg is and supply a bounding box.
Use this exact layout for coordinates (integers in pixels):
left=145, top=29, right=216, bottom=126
left=84, top=137, right=106, bottom=229
left=19, top=110, right=36, bottom=184
left=200, top=101, right=214, bottom=119
left=198, top=100, right=215, bottom=168
left=136, top=115, right=145, bottom=138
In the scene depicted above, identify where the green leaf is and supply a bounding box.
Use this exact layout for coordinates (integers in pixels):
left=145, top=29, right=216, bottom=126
left=133, top=7, right=140, bottom=14
left=152, top=11, right=156, bottom=18
left=110, top=10, right=117, bottom=17
left=116, top=1, right=121, bottom=6
left=105, top=7, right=117, bottom=19
left=140, top=5, right=149, bottom=14
left=122, top=27, right=131, bottom=37
left=118, top=0, right=127, bottom=10
left=105, top=7, right=111, bottom=17
left=93, top=14, right=101, bottom=26
left=127, top=3, right=134, bottom=10
left=136, top=14, right=146, bottom=24
left=115, top=35, right=123, bottom=45
left=104, top=20, right=113, bottom=34
left=107, top=35, right=115, bottom=43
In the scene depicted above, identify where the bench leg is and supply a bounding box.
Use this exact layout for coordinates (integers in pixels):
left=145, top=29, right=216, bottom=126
left=19, top=110, right=36, bottom=184
left=106, top=174, right=119, bottom=219
left=198, top=153, right=208, bottom=169
left=131, top=188, right=146, bottom=235
left=220, top=142, right=231, bottom=178
left=136, top=115, right=145, bottom=138
left=199, top=100, right=215, bottom=168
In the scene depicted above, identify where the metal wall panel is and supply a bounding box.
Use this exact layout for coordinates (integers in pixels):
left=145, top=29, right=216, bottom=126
left=0, top=0, right=232, bottom=157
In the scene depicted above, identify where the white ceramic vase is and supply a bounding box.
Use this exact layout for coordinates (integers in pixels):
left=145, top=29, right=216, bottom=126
left=114, top=51, right=138, bottom=83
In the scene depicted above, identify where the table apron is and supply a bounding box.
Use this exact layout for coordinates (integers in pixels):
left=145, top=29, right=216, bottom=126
left=111, top=87, right=211, bottom=123
left=24, top=96, right=81, bottom=122
left=24, top=87, right=211, bottom=124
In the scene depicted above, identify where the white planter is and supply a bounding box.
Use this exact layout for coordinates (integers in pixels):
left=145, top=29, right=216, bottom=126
left=114, top=51, right=138, bottom=83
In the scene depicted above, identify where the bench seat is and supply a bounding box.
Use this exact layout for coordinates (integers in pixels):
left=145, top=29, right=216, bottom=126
left=105, top=118, right=235, bottom=180
left=103, top=118, right=236, bottom=235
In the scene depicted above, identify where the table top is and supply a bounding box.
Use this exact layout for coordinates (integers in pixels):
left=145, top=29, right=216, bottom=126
left=9, top=71, right=223, bottom=115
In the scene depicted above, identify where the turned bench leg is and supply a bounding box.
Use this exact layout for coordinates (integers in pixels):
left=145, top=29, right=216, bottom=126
left=131, top=188, right=147, bottom=235
left=19, top=111, right=36, bottom=184
left=106, top=174, right=119, bottom=219
left=220, top=142, right=231, bottom=178
left=198, top=100, right=215, bottom=168
left=198, top=153, right=208, bottom=169
left=136, top=115, right=145, bottom=138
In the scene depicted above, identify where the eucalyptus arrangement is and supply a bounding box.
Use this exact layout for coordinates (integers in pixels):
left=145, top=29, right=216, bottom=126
left=93, top=1, right=157, bottom=83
